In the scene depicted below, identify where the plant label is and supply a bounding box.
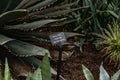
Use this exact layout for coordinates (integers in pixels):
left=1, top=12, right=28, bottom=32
left=49, top=32, right=66, bottom=46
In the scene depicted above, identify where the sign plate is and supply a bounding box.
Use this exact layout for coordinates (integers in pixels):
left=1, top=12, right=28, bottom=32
left=49, top=32, right=66, bottom=45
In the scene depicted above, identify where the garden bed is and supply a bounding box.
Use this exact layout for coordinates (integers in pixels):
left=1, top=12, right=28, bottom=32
left=51, top=43, right=120, bottom=80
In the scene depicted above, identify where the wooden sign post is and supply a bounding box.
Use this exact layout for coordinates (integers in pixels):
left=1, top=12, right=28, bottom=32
left=49, top=32, right=66, bottom=80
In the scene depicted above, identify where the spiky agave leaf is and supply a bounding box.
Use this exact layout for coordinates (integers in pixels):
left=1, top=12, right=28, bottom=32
left=0, top=34, right=50, bottom=57
left=0, top=9, right=28, bottom=24
left=27, top=0, right=57, bottom=11
left=4, top=40, right=50, bottom=57
left=4, top=19, right=65, bottom=31
left=31, top=1, right=78, bottom=15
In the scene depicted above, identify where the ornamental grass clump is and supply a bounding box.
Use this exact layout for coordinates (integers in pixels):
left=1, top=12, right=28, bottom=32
left=94, top=21, right=120, bottom=68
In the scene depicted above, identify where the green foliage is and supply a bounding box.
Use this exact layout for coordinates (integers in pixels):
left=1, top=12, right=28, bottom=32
left=93, top=21, right=120, bottom=67
left=4, top=59, right=11, bottom=80
left=26, top=53, right=52, bottom=80
left=0, top=0, right=80, bottom=78
left=0, top=59, right=13, bottom=80
left=41, top=54, right=51, bottom=80
left=65, top=0, right=120, bottom=68
left=64, top=0, right=120, bottom=34
left=1, top=54, right=52, bottom=80
left=82, top=63, right=120, bottom=80
left=82, top=65, right=95, bottom=80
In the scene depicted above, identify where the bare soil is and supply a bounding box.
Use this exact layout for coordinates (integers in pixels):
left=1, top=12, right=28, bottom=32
left=51, top=44, right=120, bottom=80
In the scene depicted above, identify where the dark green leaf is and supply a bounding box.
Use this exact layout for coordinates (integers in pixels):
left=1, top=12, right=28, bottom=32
left=64, top=32, right=84, bottom=39
left=4, top=40, right=50, bottom=57
left=0, top=9, right=28, bottom=23
left=5, top=19, right=65, bottom=31
left=0, top=34, right=14, bottom=45
left=15, top=0, right=30, bottom=9
left=27, top=0, right=57, bottom=10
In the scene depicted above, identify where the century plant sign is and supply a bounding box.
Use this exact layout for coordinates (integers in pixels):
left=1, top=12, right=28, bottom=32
left=49, top=32, right=66, bottom=46
left=49, top=32, right=66, bottom=80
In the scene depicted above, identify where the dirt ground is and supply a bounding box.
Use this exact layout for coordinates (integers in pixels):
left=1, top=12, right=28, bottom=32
left=0, top=40, right=119, bottom=80
left=51, top=44, right=120, bottom=80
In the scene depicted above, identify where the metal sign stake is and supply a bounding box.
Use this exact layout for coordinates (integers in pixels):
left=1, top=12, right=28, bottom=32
left=49, top=32, right=66, bottom=80
left=56, top=44, right=62, bottom=80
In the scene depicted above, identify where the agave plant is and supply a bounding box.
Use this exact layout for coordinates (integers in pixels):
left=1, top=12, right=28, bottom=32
left=0, top=0, right=82, bottom=78
left=82, top=63, right=120, bottom=80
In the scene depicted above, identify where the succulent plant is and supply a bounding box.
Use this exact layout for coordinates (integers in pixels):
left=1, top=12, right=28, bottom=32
left=82, top=63, right=120, bottom=80
left=0, top=0, right=82, bottom=78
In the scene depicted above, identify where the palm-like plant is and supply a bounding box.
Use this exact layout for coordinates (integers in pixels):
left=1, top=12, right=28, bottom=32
left=0, top=0, right=81, bottom=78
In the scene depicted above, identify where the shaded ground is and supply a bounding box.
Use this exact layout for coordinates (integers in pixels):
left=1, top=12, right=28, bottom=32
left=0, top=39, right=119, bottom=80
left=51, top=44, right=120, bottom=80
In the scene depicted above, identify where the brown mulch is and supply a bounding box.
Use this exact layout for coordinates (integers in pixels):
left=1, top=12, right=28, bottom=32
left=51, top=44, right=120, bottom=80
